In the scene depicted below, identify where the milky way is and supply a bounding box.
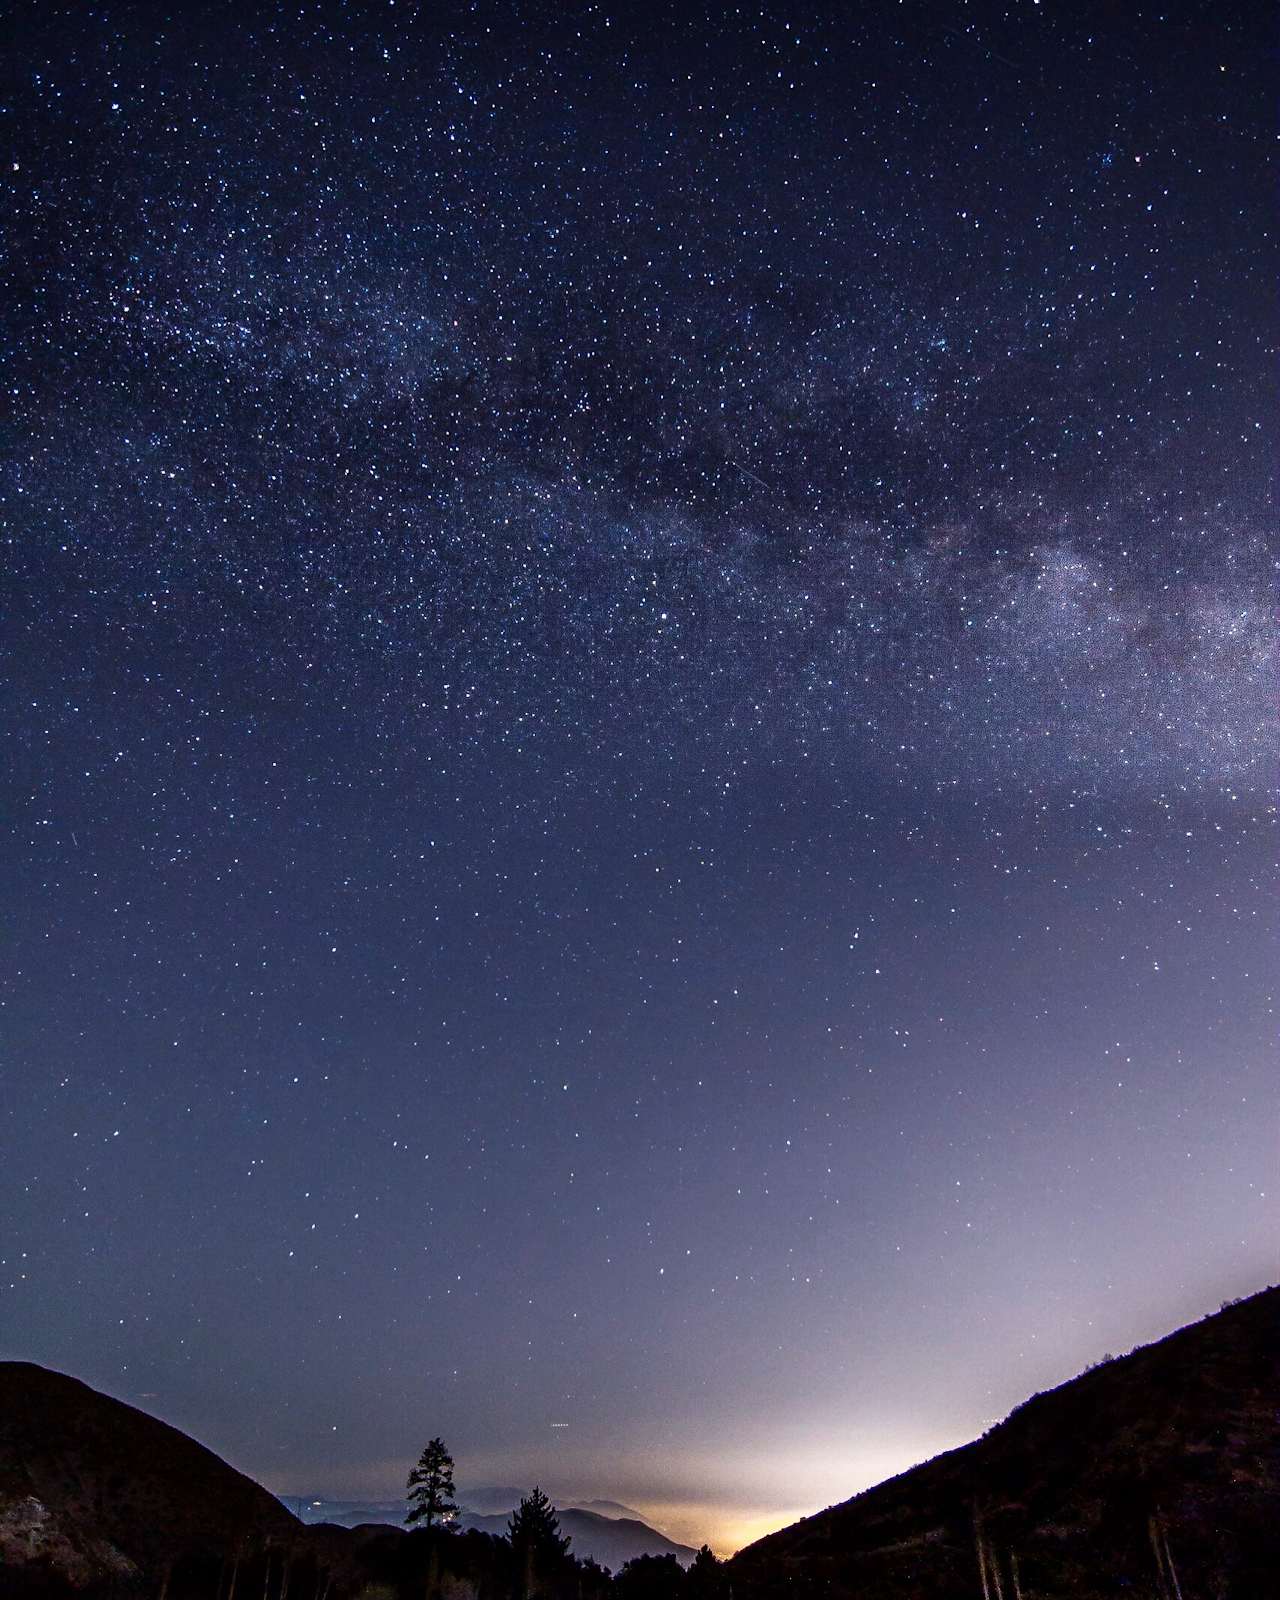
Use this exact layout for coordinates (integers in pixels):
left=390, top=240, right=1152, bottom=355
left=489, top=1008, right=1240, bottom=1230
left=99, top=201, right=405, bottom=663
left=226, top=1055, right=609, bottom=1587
left=4, top=0, right=1276, bottom=1552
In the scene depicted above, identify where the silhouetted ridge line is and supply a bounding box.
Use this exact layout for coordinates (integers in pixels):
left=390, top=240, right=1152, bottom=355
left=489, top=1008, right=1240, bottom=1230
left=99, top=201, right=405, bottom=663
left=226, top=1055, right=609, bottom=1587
left=729, top=1287, right=1279, bottom=1598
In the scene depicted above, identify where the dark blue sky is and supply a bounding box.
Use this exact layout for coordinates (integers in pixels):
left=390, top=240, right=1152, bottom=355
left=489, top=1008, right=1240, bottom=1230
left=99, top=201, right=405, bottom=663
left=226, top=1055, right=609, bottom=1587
left=4, top=0, right=1275, bottom=1553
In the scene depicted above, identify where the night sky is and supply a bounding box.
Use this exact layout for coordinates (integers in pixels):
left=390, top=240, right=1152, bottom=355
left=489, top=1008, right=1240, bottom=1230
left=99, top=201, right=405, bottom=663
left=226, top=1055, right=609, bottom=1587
left=4, top=0, right=1276, bottom=1556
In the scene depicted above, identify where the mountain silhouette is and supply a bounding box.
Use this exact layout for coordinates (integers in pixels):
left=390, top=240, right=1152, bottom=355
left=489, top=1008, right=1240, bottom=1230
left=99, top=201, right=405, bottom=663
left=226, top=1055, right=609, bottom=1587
left=570, top=1498, right=648, bottom=1522
left=0, top=1360, right=301, bottom=1588
left=729, top=1286, right=1279, bottom=1598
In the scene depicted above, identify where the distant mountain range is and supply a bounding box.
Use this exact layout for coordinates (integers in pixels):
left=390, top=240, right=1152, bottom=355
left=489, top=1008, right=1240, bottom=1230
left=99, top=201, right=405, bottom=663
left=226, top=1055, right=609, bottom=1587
left=570, top=1499, right=648, bottom=1521
left=729, top=1286, right=1279, bottom=1598
left=290, top=1490, right=696, bottom=1569
left=462, top=1507, right=695, bottom=1571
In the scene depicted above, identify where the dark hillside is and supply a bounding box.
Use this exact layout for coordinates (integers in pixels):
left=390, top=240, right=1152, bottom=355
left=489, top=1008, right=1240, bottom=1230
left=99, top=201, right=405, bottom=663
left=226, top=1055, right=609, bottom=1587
left=730, top=1287, right=1280, bottom=1599
left=0, top=1362, right=300, bottom=1590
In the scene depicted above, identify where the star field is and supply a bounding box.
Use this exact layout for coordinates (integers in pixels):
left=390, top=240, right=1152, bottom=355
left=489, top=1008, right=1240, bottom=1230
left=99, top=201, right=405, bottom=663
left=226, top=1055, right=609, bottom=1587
left=3, top=0, right=1276, bottom=1553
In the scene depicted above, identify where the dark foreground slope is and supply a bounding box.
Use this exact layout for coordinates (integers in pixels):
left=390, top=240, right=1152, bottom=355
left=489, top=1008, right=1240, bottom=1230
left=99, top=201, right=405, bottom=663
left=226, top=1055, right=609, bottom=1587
left=730, top=1287, right=1279, bottom=1600
left=0, top=1361, right=302, bottom=1592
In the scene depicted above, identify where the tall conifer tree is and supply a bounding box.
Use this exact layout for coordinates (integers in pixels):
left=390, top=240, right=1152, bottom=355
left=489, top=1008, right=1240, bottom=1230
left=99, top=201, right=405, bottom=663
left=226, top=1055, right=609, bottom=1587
left=405, top=1437, right=459, bottom=1529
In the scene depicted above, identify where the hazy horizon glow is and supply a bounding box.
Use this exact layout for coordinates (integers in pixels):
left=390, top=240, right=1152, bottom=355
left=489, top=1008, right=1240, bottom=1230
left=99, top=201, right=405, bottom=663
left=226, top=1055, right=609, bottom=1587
left=5, top=0, right=1275, bottom=1565
left=250, top=1274, right=1275, bottom=1551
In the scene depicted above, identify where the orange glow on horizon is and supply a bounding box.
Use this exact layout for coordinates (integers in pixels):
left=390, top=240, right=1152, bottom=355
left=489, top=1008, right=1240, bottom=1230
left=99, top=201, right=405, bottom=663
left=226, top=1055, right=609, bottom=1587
left=626, top=1499, right=816, bottom=1559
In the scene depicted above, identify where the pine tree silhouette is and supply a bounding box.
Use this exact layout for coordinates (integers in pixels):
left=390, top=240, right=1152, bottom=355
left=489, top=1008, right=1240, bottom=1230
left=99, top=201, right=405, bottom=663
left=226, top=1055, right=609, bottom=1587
left=508, top=1487, right=571, bottom=1595
left=405, top=1437, right=459, bottom=1529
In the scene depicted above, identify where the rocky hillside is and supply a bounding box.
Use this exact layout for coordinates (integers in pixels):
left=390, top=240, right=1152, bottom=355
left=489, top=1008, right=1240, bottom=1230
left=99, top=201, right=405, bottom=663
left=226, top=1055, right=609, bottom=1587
left=730, top=1287, right=1280, bottom=1599
left=0, top=1361, right=303, bottom=1592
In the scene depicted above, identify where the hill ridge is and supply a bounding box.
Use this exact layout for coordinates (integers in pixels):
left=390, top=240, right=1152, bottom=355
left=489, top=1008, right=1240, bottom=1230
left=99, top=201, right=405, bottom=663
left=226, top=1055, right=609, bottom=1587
left=729, top=1285, right=1279, bottom=1598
